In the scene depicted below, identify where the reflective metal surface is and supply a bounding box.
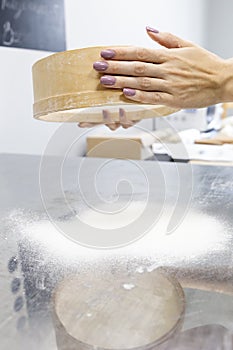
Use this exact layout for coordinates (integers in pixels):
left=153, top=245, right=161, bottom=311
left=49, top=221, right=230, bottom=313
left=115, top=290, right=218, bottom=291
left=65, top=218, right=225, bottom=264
left=1, top=154, right=233, bottom=349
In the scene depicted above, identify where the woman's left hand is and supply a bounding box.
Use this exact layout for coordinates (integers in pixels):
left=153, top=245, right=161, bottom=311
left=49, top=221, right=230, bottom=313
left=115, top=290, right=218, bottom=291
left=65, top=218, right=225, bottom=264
left=78, top=108, right=137, bottom=130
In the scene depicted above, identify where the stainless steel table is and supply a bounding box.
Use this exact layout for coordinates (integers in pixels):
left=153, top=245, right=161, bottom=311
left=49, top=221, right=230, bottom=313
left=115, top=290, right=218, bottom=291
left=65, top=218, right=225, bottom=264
left=1, top=154, right=233, bottom=349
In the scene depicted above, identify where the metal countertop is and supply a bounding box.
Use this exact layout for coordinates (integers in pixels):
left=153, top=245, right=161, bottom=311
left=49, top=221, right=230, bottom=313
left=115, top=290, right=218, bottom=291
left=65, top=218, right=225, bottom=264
left=1, top=154, right=233, bottom=349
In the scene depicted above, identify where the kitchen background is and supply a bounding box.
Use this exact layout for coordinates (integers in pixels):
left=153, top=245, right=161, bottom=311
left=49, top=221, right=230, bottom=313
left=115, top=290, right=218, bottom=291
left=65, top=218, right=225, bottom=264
left=0, top=0, right=232, bottom=156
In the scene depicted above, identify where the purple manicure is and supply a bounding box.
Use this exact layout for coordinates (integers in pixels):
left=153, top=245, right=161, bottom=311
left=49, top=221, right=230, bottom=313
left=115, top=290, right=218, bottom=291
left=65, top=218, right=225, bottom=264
left=102, top=110, right=109, bottom=121
left=101, top=49, right=116, bottom=59
left=93, top=61, right=108, bottom=71
left=100, top=76, right=116, bottom=86
left=146, top=26, right=159, bottom=34
left=119, top=108, right=125, bottom=119
left=123, top=88, right=136, bottom=97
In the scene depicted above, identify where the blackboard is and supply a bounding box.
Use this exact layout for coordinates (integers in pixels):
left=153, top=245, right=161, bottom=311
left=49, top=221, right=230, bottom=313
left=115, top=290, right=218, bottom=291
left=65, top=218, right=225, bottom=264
left=0, top=0, right=66, bottom=52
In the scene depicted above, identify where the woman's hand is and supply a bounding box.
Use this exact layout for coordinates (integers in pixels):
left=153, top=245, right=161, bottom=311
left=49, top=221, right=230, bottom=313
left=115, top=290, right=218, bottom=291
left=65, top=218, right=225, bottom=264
left=93, top=27, right=230, bottom=109
left=78, top=108, right=137, bottom=130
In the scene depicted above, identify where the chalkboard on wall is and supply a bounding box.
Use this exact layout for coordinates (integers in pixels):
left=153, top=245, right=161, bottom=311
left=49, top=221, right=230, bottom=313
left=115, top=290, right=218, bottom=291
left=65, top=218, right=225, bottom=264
left=0, top=0, right=66, bottom=52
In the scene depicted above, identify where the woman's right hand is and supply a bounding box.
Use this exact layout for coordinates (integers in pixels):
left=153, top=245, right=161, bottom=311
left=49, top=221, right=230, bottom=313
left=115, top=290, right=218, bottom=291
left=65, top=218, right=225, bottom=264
left=93, top=28, right=231, bottom=109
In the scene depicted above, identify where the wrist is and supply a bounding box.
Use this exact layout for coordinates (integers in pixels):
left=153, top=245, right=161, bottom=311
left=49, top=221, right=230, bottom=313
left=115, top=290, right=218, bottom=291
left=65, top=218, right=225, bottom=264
left=219, top=58, right=233, bottom=103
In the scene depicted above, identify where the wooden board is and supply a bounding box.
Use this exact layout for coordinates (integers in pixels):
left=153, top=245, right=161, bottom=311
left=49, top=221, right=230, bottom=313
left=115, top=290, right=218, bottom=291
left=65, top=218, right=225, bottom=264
left=53, top=269, right=185, bottom=350
left=32, top=46, right=179, bottom=122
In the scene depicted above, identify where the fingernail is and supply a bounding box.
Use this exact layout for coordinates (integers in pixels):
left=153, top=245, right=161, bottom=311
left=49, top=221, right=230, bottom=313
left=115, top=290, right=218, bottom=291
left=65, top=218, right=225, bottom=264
left=93, top=61, right=108, bottom=71
left=123, top=88, right=136, bottom=97
left=103, top=109, right=114, bottom=124
left=146, top=26, right=159, bottom=34
left=102, top=109, right=109, bottom=121
left=101, top=49, right=116, bottom=59
left=119, top=108, right=126, bottom=120
left=100, top=76, right=116, bottom=86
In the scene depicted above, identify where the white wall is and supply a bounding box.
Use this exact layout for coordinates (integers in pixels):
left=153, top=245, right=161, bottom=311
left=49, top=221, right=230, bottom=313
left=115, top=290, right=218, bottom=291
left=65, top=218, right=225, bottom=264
left=65, top=0, right=207, bottom=49
left=0, top=0, right=207, bottom=155
left=205, top=0, right=233, bottom=59
left=0, top=47, right=58, bottom=155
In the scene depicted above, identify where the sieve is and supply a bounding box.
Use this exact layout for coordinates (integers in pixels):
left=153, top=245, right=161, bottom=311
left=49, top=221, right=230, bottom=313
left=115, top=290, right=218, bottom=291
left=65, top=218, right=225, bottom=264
left=32, top=46, right=179, bottom=123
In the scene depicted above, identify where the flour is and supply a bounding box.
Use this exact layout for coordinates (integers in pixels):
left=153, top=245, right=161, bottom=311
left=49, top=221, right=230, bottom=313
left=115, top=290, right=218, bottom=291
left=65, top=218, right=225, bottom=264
left=21, top=203, right=228, bottom=266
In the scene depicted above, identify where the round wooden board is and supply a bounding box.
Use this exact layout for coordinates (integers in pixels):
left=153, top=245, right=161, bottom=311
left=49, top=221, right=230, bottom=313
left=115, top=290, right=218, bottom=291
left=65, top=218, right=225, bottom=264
left=32, top=46, right=179, bottom=122
left=53, top=269, right=185, bottom=350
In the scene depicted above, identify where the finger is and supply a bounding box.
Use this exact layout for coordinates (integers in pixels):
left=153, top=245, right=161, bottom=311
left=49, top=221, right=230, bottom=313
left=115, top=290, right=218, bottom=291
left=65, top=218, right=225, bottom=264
left=107, top=123, right=121, bottom=130
left=123, top=88, right=174, bottom=106
left=102, top=110, right=119, bottom=131
left=94, top=60, right=166, bottom=78
left=78, top=122, right=102, bottom=128
left=100, top=46, right=168, bottom=64
left=78, top=121, right=120, bottom=130
left=146, top=27, right=194, bottom=49
left=100, top=75, right=170, bottom=92
left=119, top=108, right=134, bottom=129
left=122, top=120, right=138, bottom=129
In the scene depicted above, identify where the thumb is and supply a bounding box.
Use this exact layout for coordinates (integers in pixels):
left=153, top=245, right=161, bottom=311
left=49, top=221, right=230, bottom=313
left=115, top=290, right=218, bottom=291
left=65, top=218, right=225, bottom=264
left=146, top=26, right=194, bottom=49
